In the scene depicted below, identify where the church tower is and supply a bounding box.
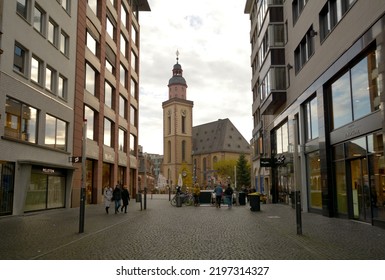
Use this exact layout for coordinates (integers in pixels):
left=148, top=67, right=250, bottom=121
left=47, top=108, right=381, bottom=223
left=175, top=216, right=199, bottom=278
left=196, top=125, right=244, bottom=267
left=162, top=52, right=193, bottom=189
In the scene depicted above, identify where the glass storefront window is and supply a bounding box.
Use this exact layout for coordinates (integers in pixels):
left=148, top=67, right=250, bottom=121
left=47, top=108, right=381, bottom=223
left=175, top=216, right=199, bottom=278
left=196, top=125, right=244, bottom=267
left=307, top=151, right=321, bottom=209
left=368, top=132, right=385, bottom=223
left=47, top=176, right=65, bottom=208
left=25, top=169, right=65, bottom=212
left=304, top=96, right=319, bottom=141
left=333, top=144, right=344, bottom=160
left=0, top=162, right=15, bottom=215
left=274, top=121, right=288, bottom=154
left=86, top=159, right=94, bottom=204
left=102, top=163, right=112, bottom=189
left=346, top=136, right=366, bottom=158
left=333, top=132, right=384, bottom=223
left=335, top=161, right=348, bottom=215
left=25, top=173, right=47, bottom=212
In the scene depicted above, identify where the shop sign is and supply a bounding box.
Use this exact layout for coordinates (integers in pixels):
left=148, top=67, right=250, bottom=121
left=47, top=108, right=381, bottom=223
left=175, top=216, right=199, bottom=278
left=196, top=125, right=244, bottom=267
left=260, top=158, right=273, bottom=167
left=69, top=156, right=82, bottom=163
left=42, top=168, right=55, bottom=174
left=260, top=155, right=286, bottom=168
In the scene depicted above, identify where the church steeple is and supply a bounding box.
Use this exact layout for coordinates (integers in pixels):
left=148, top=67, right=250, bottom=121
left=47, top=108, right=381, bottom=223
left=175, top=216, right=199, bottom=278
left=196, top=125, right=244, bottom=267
left=168, top=50, right=187, bottom=99
left=162, top=52, right=194, bottom=190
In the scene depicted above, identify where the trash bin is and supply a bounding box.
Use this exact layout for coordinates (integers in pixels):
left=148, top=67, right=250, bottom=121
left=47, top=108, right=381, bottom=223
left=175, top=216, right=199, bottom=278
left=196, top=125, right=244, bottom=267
left=199, top=191, right=212, bottom=204
left=248, top=193, right=260, bottom=211
left=176, top=194, right=182, bottom=207
left=136, top=193, right=142, bottom=202
left=238, top=192, right=246, bottom=205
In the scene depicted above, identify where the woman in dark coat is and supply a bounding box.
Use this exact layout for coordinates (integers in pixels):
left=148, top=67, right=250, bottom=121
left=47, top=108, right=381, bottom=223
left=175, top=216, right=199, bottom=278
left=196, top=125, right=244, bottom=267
left=121, top=186, right=130, bottom=213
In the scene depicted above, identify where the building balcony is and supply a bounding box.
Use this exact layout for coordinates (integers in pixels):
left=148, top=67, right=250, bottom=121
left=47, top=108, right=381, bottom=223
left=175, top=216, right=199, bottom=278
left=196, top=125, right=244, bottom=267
left=260, top=90, right=286, bottom=115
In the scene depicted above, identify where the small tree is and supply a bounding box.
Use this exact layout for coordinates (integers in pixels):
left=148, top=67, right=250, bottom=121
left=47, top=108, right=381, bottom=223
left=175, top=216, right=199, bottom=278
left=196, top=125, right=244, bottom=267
left=213, top=159, right=237, bottom=183
left=236, top=154, right=251, bottom=190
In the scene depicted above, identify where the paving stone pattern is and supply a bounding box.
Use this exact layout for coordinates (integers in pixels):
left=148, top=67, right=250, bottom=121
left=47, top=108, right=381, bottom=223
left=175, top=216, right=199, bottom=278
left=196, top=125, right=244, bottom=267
left=0, top=195, right=384, bottom=260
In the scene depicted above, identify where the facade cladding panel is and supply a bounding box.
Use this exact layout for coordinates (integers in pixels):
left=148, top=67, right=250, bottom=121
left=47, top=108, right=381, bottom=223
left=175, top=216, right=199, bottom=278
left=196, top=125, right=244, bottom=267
left=246, top=0, right=385, bottom=228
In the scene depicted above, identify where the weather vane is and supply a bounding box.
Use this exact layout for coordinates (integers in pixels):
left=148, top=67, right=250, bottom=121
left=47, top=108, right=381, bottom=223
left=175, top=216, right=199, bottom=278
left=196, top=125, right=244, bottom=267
left=176, top=49, right=179, bottom=63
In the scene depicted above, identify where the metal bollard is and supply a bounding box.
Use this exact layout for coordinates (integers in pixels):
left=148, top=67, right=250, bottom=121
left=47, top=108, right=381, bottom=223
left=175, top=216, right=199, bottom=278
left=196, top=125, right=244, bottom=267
left=295, top=190, right=302, bottom=235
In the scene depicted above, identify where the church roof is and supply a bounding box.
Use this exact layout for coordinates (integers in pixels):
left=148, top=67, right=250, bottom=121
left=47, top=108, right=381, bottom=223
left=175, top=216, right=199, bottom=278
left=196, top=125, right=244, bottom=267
left=192, top=118, right=250, bottom=155
left=168, top=75, right=187, bottom=86
left=168, top=62, right=187, bottom=86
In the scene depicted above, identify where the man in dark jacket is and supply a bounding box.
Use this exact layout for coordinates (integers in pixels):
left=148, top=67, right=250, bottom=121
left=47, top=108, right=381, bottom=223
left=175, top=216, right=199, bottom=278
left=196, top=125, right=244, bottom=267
left=224, top=184, right=234, bottom=208
left=112, top=185, right=122, bottom=214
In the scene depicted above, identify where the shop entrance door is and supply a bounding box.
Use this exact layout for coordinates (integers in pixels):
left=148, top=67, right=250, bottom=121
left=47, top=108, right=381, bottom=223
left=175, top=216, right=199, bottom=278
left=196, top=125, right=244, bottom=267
left=349, top=158, right=371, bottom=223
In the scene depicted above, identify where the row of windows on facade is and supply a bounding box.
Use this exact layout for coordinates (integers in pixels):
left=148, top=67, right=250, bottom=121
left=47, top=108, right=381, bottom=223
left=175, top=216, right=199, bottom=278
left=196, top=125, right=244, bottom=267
left=88, top=0, right=140, bottom=30
left=13, top=41, right=139, bottom=121
left=85, top=61, right=138, bottom=101
left=17, top=0, right=70, bottom=56
left=253, top=0, right=356, bottom=103
left=255, top=48, right=380, bottom=155
left=85, top=59, right=138, bottom=98
left=86, top=29, right=138, bottom=73
left=14, top=43, right=68, bottom=100
left=17, top=0, right=70, bottom=18
left=17, top=0, right=139, bottom=96
left=4, top=97, right=137, bottom=155
left=86, top=0, right=140, bottom=74
left=84, top=105, right=137, bottom=155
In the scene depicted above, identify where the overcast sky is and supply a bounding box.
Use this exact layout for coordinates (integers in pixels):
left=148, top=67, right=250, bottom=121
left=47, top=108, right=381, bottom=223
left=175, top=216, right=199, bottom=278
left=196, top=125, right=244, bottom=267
left=138, top=0, right=252, bottom=155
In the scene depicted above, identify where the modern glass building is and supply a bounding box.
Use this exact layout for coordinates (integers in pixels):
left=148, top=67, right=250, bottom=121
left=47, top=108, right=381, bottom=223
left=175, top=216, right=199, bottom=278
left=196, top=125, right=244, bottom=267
left=246, top=0, right=385, bottom=228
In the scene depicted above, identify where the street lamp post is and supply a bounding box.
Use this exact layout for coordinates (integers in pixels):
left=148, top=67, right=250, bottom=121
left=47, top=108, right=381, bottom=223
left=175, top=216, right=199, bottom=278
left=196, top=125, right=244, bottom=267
left=79, top=120, right=87, bottom=233
left=293, top=117, right=302, bottom=235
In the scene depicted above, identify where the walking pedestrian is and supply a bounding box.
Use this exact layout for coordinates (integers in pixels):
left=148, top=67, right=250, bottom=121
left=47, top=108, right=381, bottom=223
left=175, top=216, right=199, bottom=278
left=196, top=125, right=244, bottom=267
left=193, top=183, right=201, bottom=206
left=224, top=184, right=234, bottom=208
left=112, top=184, right=122, bottom=214
left=121, top=186, right=130, bottom=213
left=213, top=183, right=223, bottom=208
left=103, top=185, right=113, bottom=214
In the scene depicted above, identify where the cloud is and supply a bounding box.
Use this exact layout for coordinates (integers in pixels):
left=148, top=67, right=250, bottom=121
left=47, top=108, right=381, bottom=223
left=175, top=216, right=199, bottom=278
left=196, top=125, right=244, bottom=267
left=184, top=15, right=203, bottom=29
left=139, top=0, right=252, bottom=154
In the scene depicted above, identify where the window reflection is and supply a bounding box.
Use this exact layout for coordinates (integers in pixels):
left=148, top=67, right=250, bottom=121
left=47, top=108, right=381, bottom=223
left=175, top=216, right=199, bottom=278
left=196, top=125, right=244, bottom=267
left=85, top=63, right=95, bottom=95
left=351, top=58, right=371, bottom=119
left=331, top=50, right=379, bottom=130
left=104, top=118, right=112, bottom=147
left=118, top=128, right=126, bottom=152
left=304, top=96, right=319, bottom=141
left=45, top=114, right=66, bottom=150
left=332, top=72, right=352, bottom=129
left=307, top=151, right=321, bottom=209
left=5, top=97, right=37, bottom=143
left=84, top=106, right=94, bottom=140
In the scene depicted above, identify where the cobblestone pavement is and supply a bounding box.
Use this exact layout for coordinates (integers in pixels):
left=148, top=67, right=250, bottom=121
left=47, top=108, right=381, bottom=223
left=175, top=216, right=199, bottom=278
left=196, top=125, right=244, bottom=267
left=1, top=194, right=385, bottom=260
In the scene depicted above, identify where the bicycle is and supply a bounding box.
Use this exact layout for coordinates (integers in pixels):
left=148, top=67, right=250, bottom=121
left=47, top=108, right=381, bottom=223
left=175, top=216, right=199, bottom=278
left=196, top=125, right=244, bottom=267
left=170, top=192, right=194, bottom=206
